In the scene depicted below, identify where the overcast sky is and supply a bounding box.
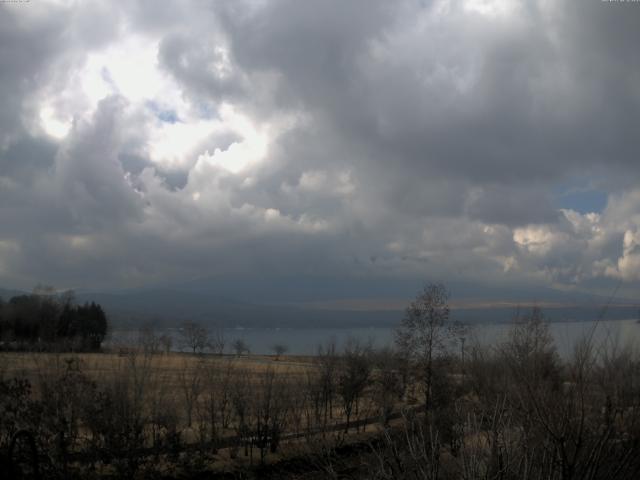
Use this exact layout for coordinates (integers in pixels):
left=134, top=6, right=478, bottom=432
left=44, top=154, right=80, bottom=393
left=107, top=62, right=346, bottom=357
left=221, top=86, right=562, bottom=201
left=1, top=0, right=640, bottom=301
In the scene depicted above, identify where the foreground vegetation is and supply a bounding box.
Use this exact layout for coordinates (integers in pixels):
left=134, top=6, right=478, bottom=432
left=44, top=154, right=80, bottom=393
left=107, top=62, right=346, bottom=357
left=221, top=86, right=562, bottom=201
left=2, top=285, right=640, bottom=479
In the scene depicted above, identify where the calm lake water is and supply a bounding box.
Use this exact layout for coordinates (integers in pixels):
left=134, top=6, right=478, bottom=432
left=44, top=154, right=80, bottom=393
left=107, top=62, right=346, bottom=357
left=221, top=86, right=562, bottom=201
left=109, top=319, right=640, bottom=358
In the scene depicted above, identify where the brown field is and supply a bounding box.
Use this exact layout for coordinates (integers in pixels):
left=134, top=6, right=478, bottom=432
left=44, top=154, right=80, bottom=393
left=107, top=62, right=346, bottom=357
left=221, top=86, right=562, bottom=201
left=0, top=351, right=315, bottom=384
left=0, top=350, right=327, bottom=438
left=1, top=349, right=401, bottom=478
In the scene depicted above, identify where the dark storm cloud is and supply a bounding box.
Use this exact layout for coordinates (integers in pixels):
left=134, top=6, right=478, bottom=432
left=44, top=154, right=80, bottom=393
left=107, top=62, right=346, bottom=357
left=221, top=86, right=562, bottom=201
left=158, top=32, right=249, bottom=104
left=208, top=0, right=640, bottom=185
left=0, top=5, right=67, bottom=144
left=0, top=136, right=57, bottom=184
left=1, top=0, right=640, bottom=297
left=466, top=185, right=560, bottom=227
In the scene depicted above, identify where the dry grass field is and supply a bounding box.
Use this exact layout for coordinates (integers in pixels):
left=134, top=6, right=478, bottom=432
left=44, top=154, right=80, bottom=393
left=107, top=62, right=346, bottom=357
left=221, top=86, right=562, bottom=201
left=0, top=348, right=397, bottom=478
left=0, top=351, right=315, bottom=385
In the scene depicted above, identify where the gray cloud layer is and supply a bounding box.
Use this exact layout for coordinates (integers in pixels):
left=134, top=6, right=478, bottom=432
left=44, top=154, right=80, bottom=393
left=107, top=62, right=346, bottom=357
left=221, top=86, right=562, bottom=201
left=1, top=0, right=640, bottom=299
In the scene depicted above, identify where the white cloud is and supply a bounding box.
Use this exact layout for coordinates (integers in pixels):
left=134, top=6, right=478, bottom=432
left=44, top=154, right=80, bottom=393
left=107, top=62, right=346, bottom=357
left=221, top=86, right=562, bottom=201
left=39, top=105, right=72, bottom=139
left=463, top=0, right=520, bottom=19
left=610, top=229, right=640, bottom=281
left=193, top=107, right=269, bottom=174
left=513, top=226, right=557, bottom=256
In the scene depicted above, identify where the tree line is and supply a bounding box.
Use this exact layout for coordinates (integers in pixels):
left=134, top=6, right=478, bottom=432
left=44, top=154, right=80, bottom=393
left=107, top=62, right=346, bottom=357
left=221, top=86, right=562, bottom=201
left=0, top=290, right=108, bottom=351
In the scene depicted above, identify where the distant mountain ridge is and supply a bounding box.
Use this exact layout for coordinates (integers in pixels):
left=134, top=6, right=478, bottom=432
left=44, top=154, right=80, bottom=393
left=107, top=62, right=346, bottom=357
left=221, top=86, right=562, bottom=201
left=0, top=287, right=28, bottom=301
left=2, top=283, right=638, bottom=329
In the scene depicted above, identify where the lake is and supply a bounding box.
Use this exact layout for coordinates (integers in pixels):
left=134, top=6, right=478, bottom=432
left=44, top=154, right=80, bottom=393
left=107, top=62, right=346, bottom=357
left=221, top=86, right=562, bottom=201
left=108, top=318, right=640, bottom=358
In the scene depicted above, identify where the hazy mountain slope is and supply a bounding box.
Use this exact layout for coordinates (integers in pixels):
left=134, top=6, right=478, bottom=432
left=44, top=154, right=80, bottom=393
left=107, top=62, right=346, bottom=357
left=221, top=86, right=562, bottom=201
left=2, top=284, right=638, bottom=329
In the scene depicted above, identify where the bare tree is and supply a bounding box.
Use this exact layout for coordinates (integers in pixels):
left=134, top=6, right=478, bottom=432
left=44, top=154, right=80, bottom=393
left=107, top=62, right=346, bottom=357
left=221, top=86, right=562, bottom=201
left=137, top=324, right=160, bottom=355
left=395, top=283, right=455, bottom=413
left=178, top=358, right=204, bottom=427
left=316, top=339, right=338, bottom=430
left=230, top=368, right=253, bottom=459
left=180, top=321, right=209, bottom=354
left=209, top=325, right=225, bottom=355
left=371, top=347, right=404, bottom=425
left=232, top=338, right=249, bottom=357
left=252, top=367, right=290, bottom=462
left=84, top=349, right=155, bottom=477
left=337, top=339, right=372, bottom=433
left=197, top=358, right=236, bottom=451
left=271, top=343, right=288, bottom=360
left=158, top=333, right=173, bottom=354
left=500, top=305, right=561, bottom=407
